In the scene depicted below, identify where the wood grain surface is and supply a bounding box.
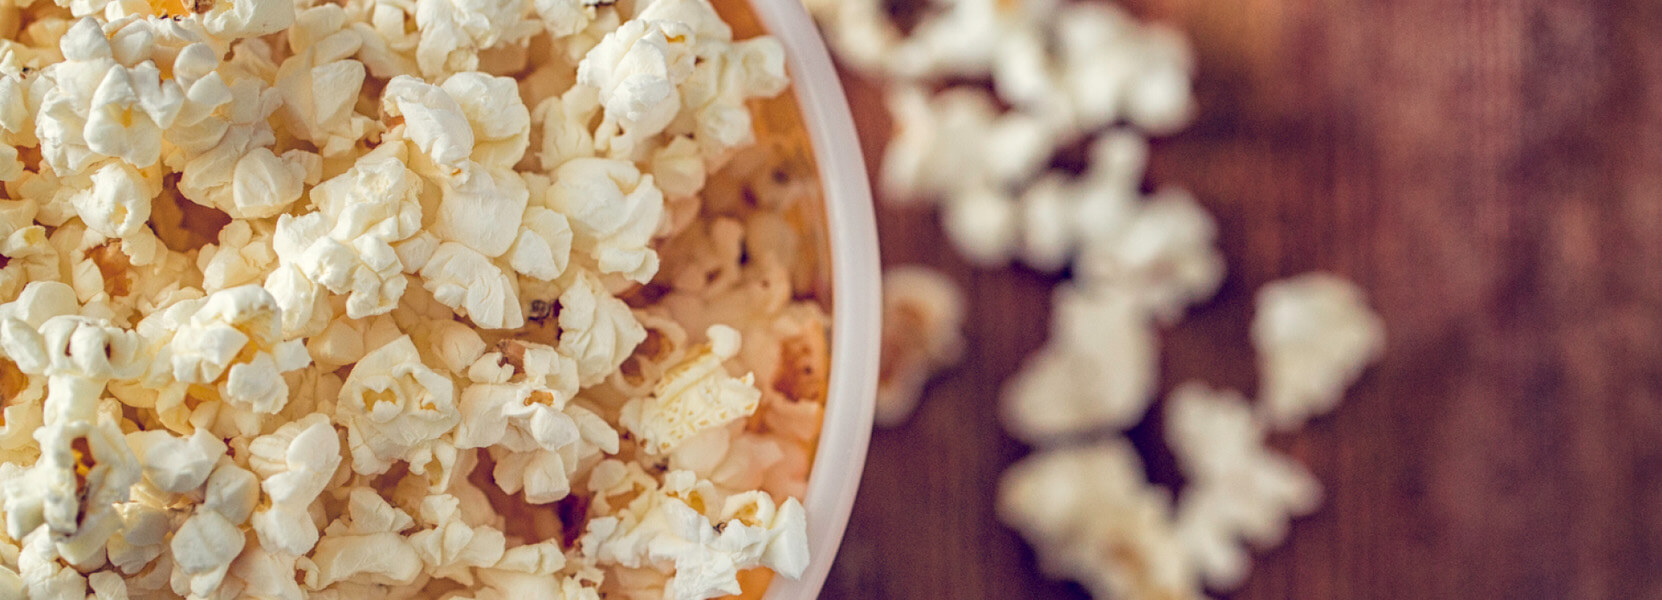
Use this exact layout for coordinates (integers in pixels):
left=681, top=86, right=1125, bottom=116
left=817, top=1, right=1662, bottom=598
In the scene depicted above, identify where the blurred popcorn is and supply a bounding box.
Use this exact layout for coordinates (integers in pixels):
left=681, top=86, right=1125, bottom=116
left=1252, top=273, right=1386, bottom=430
left=1166, top=382, right=1322, bottom=589
left=807, top=0, right=1384, bottom=598
left=1001, top=284, right=1156, bottom=443
left=997, top=441, right=1203, bottom=600
left=875, top=265, right=966, bottom=426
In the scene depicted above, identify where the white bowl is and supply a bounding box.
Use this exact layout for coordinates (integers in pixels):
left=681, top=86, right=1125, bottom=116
left=743, top=1, right=882, bottom=598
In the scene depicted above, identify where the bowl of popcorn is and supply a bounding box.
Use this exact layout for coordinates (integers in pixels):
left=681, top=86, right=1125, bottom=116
left=0, top=0, right=880, bottom=596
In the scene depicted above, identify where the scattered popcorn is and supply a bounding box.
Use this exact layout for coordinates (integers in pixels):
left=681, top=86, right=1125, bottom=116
left=997, top=442, right=1202, bottom=600
left=1253, top=273, right=1386, bottom=430
left=875, top=265, right=965, bottom=427
left=0, top=1, right=826, bottom=597
left=1075, top=188, right=1224, bottom=323
left=1001, top=284, right=1156, bottom=442
left=807, top=0, right=1384, bottom=597
left=1166, top=382, right=1321, bottom=589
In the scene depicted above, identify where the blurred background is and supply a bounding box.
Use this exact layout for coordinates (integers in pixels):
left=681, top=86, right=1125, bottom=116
left=818, top=0, right=1662, bottom=598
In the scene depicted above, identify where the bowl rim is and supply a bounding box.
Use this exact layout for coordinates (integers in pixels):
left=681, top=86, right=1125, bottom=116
left=744, top=0, right=881, bottom=598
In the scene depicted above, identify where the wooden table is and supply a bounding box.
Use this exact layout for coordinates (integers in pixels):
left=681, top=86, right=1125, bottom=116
left=819, top=1, right=1662, bottom=598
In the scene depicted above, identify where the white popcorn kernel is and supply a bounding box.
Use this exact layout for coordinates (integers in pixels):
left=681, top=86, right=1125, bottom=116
left=225, top=545, right=304, bottom=600
left=1252, top=273, right=1385, bottom=430
left=1075, top=188, right=1225, bottom=323
left=169, top=509, right=244, bottom=597
left=202, top=463, right=259, bottom=525
left=717, top=492, right=809, bottom=579
left=279, top=150, right=425, bottom=318
left=248, top=414, right=342, bottom=556
left=381, top=75, right=476, bottom=168
left=875, top=266, right=965, bottom=427
left=578, top=18, right=695, bottom=157
left=413, top=0, right=538, bottom=78
left=1167, top=383, right=1321, bottom=589
left=534, top=85, right=601, bottom=171
left=198, top=219, right=278, bottom=293
left=86, top=570, right=126, bottom=599
left=277, top=6, right=372, bottom=157
left=1015, top=175, right=1080, bottom=273
left=105, top=500, right=171, bottom=575
left=300, top=488, right=421, bottom=589
left=419, top=242, right=525, bottom=329
left=622, top=324, right=760, bottom=455
left=456, top=341, right=615, bottom=503
left=879, top=86, right=998, bottom=203
left=650, top=135, right=707, bottom=202
left=200, top=0, right=296, bottom=40
left=941, top=185, right=1019, bottom=268
left=127, top=428, right=226, bottom=494
left=4, top=413, right=139, bottom=568
left=441, top=71, right=532, bottom=170
left=557, top=269, right=647, bottom=386
left=547, top=158, right=666, bottom=283
left=998, top=441, right=1201, bottom=600
left=510, top=206, right=574, bottom=282
left=70, top=161, right=154, bottom=240
left=335, top=335, right=460, bottom=475
left=432, top=164, right=531, bottom=258
left=142, top=284, right=305, bottom=414
left=0, top=566, right=19, bottom=599
left=407, top=493, right=506, bottom=583
left=1052, top=3, right=1195, bottom=133
left=18, top=527, right=88, bottom=600
left=1001, top=285, right=1156, bottom=442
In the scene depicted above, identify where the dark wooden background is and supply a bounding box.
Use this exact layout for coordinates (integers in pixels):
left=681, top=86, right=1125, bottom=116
left=818, top=0, right=1662, bottom=598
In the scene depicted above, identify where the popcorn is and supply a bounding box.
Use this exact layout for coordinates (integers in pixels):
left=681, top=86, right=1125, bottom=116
left=581, top=467, right=807, bottom=600
left=621, top=324, right=760, bottom=455
left=547, top=158, right=665, bottom=283
left=1075, top=188, right=1225, bottom=323
left=169, top=508, right=245, bottom=596
left=1001, top=285, right=1156, bottom=442
left=1166, top=383, right=1321, bottom=589
left=198, top=0, right=296, bottom=41
left=172, top=79, right=317, bottom=220
left=276, top=6, right=373, bottom=157
left=2, top=412, right=140, bottom=568
left=300, top=487, right=421, bottom=589
left=1054, top=2, right=1195, bottom=134
left=275, top=148, right=424, bottom=319
left=407, top=493, right=506, bottom=583
left=197, top=219, right=277, bottom=293
left=577, top=17, right=695, bottom=157
left=557, top=269, right=647, bottom=386
left=0, top=0, right=827, bottom=595
left=1252, top=273, right=1385, bottom=430
left=419, top=241, right=525, bottom=329
left=940, top=184, right=1020, bottom=267
left=455, top=340, right=617, bottom=502
left=997, top=442, right=1202, bottom=600
left=875, top=265, right=965, bottom=427
left=413, top=0, right=538, bottom=78
left=248, top=414, right=342, bottom=556
left=33, top=19, right=180, bottom=175
left=138, top=284, right=309, bottom=415
left=70, top=161, right=155, bottom=240
left=126, top=427, right=226, bottom=494
left=335, top=335, right=460, bottom=475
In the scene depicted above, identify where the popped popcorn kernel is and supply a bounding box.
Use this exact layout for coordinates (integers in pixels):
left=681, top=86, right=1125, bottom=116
left=0, top=0, right=826, bottom=596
